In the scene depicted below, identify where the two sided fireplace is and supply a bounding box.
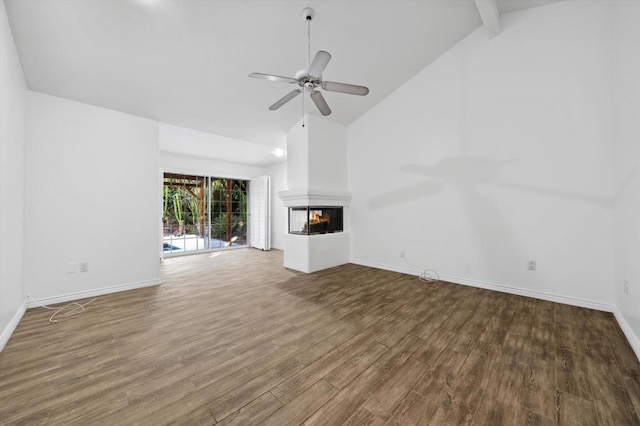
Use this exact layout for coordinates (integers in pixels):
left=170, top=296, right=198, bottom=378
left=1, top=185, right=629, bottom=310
left=288, top=206, right=344, bottom=235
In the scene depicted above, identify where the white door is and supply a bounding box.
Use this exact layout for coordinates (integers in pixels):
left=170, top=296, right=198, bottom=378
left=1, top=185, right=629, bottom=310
left=249, top=176, right=271, bottom=250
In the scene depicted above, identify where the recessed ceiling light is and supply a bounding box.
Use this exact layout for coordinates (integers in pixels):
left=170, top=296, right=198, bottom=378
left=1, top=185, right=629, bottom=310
left=272, top=148, right=286, bottom=157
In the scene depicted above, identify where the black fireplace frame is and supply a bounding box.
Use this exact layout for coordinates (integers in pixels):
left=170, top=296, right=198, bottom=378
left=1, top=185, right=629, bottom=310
left=288, top=206, right=344, bottom=235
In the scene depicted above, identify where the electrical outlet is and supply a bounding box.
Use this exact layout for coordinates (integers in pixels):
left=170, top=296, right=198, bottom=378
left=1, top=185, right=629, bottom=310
left=624, top=280, right=629, bottom=295
left=79, top=262, right=89, bottom=273
left=528, top=260, right=537, bottom=271
left=400, top=250, right=405, bottom=258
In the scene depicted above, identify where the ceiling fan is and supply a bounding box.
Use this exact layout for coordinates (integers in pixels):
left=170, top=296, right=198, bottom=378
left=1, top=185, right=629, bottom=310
left=249, top=7, right=369, bottom=118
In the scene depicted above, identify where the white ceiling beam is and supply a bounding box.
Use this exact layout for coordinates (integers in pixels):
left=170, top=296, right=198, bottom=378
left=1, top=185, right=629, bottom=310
left=475, top=0, right=501, bottom=38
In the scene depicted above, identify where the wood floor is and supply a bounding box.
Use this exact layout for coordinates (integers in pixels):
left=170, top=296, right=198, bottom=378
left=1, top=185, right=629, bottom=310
left=1, top=249, right=639, bottom=425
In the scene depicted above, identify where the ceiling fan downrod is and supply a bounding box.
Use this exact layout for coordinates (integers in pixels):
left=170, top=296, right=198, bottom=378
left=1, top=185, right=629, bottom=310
left=303, top=7, right=313, bottom=71
left=302, top=7, right=314, bottom=127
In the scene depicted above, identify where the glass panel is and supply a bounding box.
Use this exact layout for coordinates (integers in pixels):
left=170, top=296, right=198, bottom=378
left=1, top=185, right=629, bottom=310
left=288, top=206, right=344, bottom=235
left=289, top=207, right=309, bottom=234
left=164, top=173, right=249, bottom=255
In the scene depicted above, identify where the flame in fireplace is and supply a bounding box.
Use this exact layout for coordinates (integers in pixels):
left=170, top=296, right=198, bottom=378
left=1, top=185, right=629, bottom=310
left=309, top=210, right=330, bottom=224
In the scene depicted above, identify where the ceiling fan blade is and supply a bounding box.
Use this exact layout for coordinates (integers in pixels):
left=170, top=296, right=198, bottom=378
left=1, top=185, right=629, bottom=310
left=308, top=50, right=331, bottom=78
left=269, top=89, right=302, bottom=111
left=249, top=73, right=298, bottom=84
left=322, top=81, right=369, bottom=96
left=310, top=90, right=331, bottom=116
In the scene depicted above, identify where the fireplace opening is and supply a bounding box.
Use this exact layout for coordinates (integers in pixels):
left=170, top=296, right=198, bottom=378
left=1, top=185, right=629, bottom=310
left=289, top=206, right=344, bottom=235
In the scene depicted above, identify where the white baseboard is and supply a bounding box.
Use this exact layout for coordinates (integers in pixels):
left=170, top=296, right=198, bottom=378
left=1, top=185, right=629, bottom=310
left=349, top=258, right=613, bottom=312
left=613, top=307, right=640, bottom=363
left=440, top=273, right=613, bottom=312
left=0, top=301, right=27, bottom=352
left=351, top=258, right=638, bottom=361
left=350, top=258, right=423, bottom=277
left=26, top=278, right=161, bottom=308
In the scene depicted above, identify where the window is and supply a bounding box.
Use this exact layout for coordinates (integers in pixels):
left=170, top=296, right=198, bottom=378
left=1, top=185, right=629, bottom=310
left=162, top=173, right=248, bottom=254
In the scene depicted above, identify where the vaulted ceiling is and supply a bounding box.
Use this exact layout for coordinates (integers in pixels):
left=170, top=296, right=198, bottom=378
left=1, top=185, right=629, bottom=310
left=5, top=0, right=563, bottom=154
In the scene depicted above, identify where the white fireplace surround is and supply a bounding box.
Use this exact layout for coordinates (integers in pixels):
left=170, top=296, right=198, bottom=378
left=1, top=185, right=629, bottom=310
left=278, top=115, right=351, bottom=273
left=278, top=187, right=351, bottom=208
left=283, top=231, right=350, bottom=273
left=279, top=187, right=351, bottom=273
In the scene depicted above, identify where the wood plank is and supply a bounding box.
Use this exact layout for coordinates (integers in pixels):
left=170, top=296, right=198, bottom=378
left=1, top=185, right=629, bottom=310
left=518, top=364, right=558, bottom=422
left=624, top=374, right=640, bottom=424
left=208, top=357, right=305, bottom=421
left=471, top=356, right=524, bottom=424
left=557, top=391, right=598, bottom=426
left=436, top=345, right=494, bottom=425
left=271, top=329, right=375, bottom=404
left=412, top=349, right=469, bottom=424
left=261, top=380, right=338, bottom=425
left=411, top=327, right=455, bottom=366
left=373, top=315, right=419, bottom=347
left=1, top=249, right=638, bottom=425
left=216, top=392, right=281, bottom=425
left=362, top=357, right=430, bottom=419
left=169, top=406, right=217, bottom=426
left=305, top=366, right=382, bottom=426
left=555, top=348, right=593, bottom=401
left=412, top=348, right=468, bottom=397
left=512, top=404, right=555, bottom=426
left=293, top=325, right=359, bottom=365
left=372, top=333, right=423, bottom=373
left=343, top=407, right=385, bottom=426
left=591, top=379, right=640, bottom=425
left=324, top=340, right=388, bottom=389
left=385, top=389, right=451, bottom=426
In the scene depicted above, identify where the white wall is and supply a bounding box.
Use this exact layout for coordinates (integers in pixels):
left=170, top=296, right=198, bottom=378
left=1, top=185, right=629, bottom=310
left=266, top=160, right=287, bottom=250
left=307, top=115, right=348, bottom=191
left=0, top=0, right=27, bottom=349
left=159, top=123, right=284, bottom=168
left=612, top=1, right=640, bottom=355
left=348, top=1, right=614, bottom=309
left=24, top=92, right=160, bottom=301
left=160, top=151, right=264, bottom=180
left=284, top=115, right=348, bottom=193
left=285, top=117, right=309, bottom=190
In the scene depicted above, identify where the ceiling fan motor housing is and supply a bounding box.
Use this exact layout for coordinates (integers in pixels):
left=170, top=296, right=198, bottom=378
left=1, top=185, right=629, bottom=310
left=294, top=69, right=308, bottom=81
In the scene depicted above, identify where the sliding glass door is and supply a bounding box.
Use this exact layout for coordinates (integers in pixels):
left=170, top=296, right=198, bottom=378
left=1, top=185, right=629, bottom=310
left=209, top=178, right=248, bottom=248
left=163, top=173, right=248, bottom=255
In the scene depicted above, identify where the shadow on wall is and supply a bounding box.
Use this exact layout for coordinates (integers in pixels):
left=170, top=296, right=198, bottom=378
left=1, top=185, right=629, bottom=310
left=368, top=155, right=613, bottom=210
left=367, top=154, right=616, bottom=279
left=614, top=163, right=638, bottom=203
left=364, top=155, right=520, bottom=278
left=368, top=156, right=507, bottom=210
